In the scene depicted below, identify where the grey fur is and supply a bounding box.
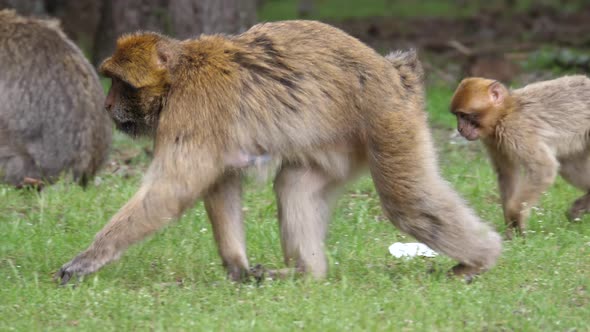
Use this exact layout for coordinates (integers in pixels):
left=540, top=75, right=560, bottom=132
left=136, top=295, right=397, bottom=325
left=0, top=10, right=112, bottom=186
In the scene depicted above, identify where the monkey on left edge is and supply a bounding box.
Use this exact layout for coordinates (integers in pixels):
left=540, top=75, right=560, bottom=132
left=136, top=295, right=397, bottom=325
left=0, top=10, right=112, bottom=187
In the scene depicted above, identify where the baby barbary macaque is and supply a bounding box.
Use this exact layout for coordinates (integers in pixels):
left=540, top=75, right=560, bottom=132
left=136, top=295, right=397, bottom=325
left=451, top=76, right=590, bottom=237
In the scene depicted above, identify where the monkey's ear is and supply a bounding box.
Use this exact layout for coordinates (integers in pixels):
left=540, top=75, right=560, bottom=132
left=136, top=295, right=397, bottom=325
left=156, top=49, right=170, bottom=68
left=488, top=81, right=507, bottom=105
left=155, top=42, right=177, bottom=70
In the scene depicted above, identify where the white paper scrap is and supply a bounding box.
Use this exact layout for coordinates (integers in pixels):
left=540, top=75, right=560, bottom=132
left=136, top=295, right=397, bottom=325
left=388, top=242, right=438, bottom=259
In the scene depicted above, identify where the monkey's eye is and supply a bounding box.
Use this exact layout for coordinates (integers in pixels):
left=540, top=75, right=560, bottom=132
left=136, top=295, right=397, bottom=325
left=457, top=112, right=479, bottom=126
left=112, top=77, right=139, bottom=93
left=123, top=80, right=138, bottom=90
left=121, top=81, right=140, bottom=94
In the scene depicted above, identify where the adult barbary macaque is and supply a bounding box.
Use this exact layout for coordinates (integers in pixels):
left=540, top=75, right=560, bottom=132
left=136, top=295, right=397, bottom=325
left=57, top=20, right=501, bottom=285
left=450, top=76, right=590, bottom=237
left=0, top=10, right=112, bottom=187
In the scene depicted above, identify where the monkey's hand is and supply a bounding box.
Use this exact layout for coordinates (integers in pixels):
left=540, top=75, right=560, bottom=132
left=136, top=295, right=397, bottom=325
left=55, top=246, right=117, bottom=286
left=449, top=263, right=484, bottom=283
left=16, top=177, right=44, bottom=191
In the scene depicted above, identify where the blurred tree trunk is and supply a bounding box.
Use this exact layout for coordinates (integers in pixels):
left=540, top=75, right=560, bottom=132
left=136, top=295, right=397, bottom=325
left=93, top=0, right=256, bottom=65
left=93, top=0, right=170, bottom=65
left=169, top=0, right=256, bottom=38
left=197, top=0, right=257, bottom=35
left=168, top=0, right=202, bottom=39
left=0, top=0, right=257, bottom=65
left=47, top=0, right=103, bottom=58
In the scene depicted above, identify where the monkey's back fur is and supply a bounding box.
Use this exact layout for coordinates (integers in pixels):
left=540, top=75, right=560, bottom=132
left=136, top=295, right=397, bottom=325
left=505, top=76, right=590, bottom=158
left=118, top=21, right=424, bottom=155
left=0, top=10, right=112, bottom=186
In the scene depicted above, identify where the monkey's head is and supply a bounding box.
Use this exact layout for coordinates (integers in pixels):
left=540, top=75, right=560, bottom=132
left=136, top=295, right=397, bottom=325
left=99, top=33, right=176, bottom=137
left=450, top=78, right=512, bottom=141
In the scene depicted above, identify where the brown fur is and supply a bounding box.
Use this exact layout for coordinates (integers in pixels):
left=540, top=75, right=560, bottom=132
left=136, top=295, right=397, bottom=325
left=0, top=10, right=112, bottom=187
left=450, top=76, right=590, bottom=237
left=56, top=20, right=501, bottom=284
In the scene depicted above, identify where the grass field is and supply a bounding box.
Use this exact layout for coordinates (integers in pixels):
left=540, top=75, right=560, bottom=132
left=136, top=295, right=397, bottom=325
left=2, top=1, right=590, bottom=329
left=1, top=84, right=589, bottom=331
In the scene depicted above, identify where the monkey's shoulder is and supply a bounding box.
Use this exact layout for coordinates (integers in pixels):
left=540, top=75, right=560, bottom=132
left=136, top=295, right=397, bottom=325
left=245, top=20, right=349, bottom=39
left=237, top=20, right=380, bottom=62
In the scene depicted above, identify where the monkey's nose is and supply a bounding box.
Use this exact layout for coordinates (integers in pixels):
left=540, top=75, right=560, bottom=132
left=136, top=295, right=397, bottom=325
left=104, top=101, right=113, bottom=112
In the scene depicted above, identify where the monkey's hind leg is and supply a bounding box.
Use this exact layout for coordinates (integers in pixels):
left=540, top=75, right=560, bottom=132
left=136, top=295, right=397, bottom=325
left=272, top=165, right=334, bottom=279
left=366, top=113, right=502, bottom=280
left=204, top=173, right=250, bottom=281
left=559, top=154, right=590, bottom=221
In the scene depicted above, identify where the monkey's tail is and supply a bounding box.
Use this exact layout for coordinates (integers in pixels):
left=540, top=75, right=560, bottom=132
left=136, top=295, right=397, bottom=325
left=366, top=110, right=501, bottom=271
left=385, top=49, right=424, bottom=89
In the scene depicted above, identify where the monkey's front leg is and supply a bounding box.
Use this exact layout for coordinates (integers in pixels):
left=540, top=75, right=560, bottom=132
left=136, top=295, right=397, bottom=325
left=505, top=154, right=557, bottom=238
left=489, top=150, right=519, bottom=214
left=204, top=172, right=249, bottom=281
left=56, top=153, right=220, bottom=285
left=497, top=166, right=522, bottom=239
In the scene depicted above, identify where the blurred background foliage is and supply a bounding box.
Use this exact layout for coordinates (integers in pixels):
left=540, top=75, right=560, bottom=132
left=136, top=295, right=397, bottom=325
left=1, top=0, right=589, bottom=86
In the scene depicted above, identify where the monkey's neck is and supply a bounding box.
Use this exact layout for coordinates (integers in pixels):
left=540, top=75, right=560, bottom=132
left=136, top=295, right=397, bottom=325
left=492, top=95, right=519, bottom=144
left=498, top=94, right=519, bottom=118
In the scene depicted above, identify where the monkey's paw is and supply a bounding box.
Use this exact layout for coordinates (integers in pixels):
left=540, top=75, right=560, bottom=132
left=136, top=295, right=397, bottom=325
left=249, top=264, right=267, bottom=285
left=54, top=252, right=101, bottom=286
left=16, top=177, right=44, bottom=191
left=566, top=200, right=590, bottom=222
left=226, top=265, right=250, bottom=283
left=504, top=223, right=526, bottom=240
left=503, top=210, right=526, bottom=240
left=449, top=263, right=484, bottom=283
left=504, top=227, right=515, bottom=240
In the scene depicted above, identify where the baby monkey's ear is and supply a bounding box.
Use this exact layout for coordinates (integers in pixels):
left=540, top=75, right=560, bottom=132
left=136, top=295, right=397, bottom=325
left=488, top=81, right=508, bottom=105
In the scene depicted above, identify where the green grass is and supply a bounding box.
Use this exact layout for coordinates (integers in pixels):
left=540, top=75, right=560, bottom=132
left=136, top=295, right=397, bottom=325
left=521, top=47, right=590, bottom=75
left=1, top=87, right=589, bottom=331
left=259, top=0, right=475, bottom=21
left=258, top=0, right=589, bottom=21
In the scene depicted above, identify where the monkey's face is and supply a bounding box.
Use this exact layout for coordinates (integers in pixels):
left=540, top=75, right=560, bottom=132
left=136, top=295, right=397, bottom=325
left=450, top=93, right=486, bottom=141
left=104, top=78, right=163, bottom=137
left=450, top=78, right=508, bottom=141
left=453, top=111, right=481, bottom=141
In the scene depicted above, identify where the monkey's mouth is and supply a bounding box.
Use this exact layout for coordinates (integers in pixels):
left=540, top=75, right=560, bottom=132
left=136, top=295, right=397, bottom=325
left=459, top=126, right=480, bottom=141
left=462, top=128, right=479, bottom=141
